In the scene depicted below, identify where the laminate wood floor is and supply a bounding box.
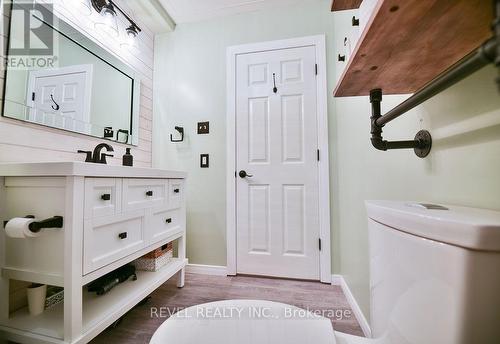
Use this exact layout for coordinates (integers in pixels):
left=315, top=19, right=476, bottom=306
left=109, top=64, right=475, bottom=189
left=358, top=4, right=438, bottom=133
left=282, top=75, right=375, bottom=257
left=91, top=273, right=364, bottom=343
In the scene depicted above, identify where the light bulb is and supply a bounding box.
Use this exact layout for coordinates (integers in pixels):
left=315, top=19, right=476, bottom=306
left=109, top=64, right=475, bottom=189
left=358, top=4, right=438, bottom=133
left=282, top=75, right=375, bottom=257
left=126, top=25, right=138, bottom=38
left=94, top=3, right=118, bottom=37
left=121, top=25, right=138, bottom=48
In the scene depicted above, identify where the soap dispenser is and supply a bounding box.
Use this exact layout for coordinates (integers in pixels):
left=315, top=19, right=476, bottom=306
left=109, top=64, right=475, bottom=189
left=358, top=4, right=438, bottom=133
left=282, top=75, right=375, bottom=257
left=123, top=148, right=133, bottom=166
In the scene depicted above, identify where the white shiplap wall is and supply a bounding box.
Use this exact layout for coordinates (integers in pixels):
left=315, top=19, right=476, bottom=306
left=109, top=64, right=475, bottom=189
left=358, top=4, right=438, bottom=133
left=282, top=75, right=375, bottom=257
left=0, top=0, right=155, bottom=167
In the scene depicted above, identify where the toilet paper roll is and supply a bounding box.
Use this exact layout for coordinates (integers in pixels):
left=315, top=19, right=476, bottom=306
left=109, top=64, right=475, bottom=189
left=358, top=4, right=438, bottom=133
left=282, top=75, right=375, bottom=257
left=5, top=217, right=39, bottom=238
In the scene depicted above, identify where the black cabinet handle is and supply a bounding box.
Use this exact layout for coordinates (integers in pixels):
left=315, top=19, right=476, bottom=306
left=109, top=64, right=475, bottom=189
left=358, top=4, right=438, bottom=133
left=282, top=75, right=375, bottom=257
left=166, top=218, right=172, bottom=224
left=338, top=54, right=346, bottom=62
left=352, top=16, right=359, bottom=26
left=146, top=190, right=153, bottom=196
left=101, top=194, right=111, bottom=201
left=173, top=188, right=180, bottom=193
left=118, top=232, right=127, bottom=240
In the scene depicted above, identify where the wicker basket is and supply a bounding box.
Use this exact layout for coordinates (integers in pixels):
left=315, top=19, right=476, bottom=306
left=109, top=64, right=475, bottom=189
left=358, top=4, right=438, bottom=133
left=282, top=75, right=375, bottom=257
left=133, top=243, right=173, bottom=271
left=44, top=286, right=64, bottom=309
left=142, top=242, right=173, bottom=259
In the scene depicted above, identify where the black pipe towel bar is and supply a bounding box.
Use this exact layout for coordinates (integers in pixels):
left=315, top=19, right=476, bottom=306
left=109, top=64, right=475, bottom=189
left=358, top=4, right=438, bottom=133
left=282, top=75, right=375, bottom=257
left=370, top=89, right=433, bottom=158
left=368, top=0, right=499, bottom=158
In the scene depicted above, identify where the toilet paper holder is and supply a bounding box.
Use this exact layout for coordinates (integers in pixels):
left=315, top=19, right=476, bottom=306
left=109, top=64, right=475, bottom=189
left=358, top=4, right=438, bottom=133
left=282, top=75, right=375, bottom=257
left=3, top=215, right=63, bottom=233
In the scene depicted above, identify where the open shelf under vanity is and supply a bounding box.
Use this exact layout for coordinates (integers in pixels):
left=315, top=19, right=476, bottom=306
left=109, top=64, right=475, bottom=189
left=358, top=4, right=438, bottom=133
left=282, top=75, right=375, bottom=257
left=3, top=258, right=187, bottom=342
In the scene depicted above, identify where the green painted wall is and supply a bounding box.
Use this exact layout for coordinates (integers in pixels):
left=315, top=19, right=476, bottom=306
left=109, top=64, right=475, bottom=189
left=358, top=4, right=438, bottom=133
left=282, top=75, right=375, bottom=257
left=153, top=0, right=500, bottom=319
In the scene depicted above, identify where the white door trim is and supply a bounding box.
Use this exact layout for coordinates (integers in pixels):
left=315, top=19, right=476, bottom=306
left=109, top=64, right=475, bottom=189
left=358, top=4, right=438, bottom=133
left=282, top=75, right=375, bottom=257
left=226, top=35, right=331, bottom=283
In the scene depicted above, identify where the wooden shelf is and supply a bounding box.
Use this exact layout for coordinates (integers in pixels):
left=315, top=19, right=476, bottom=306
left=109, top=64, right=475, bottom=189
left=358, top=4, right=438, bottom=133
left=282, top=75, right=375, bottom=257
left=1, top=258, right=187, bottom=343
left=334, top=0, right=493, bottom=97
left=331, top=0, right=362, bottom=11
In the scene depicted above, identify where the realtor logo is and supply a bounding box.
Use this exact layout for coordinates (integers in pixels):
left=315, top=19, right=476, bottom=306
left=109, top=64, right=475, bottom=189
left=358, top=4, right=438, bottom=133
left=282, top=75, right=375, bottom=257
left=3, top=0, right=58, bottom=70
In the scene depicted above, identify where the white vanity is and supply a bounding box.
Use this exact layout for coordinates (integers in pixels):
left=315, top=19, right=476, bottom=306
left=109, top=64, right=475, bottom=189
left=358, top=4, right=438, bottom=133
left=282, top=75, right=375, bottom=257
left=0, top=162, right=187, bottom=344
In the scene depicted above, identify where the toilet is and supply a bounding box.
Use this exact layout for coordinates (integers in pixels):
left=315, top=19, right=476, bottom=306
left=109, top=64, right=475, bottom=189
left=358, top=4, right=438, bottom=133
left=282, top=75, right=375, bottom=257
left=151, top=201, right=500, bottom=344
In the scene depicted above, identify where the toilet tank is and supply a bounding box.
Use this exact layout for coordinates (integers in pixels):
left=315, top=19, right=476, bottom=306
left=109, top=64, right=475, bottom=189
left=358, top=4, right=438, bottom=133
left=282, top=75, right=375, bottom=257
left=366, top=201, right=500, bottom=344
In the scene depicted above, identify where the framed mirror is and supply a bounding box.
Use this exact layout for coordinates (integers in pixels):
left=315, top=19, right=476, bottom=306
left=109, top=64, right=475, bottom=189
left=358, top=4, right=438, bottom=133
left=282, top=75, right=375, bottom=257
left=1, top=0, right=140, bottom=145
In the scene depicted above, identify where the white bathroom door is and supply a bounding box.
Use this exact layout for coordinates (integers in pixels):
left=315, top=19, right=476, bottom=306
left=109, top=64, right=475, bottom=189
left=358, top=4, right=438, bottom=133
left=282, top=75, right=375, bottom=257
left=235, top=46, right=320, bottom=280
left=27, top=65, right=92, bottom=133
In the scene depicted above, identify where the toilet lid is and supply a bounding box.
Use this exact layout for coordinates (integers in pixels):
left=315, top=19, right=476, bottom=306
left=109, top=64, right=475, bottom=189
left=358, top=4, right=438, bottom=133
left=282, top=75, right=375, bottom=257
left=150, top=299, right=336, bottom=344
left=366, top=201, right=500, bottom=251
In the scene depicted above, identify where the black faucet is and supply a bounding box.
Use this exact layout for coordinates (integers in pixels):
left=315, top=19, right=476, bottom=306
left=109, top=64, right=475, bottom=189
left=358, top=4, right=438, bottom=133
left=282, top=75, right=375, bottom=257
left=78, top=143, right=114, bottom=164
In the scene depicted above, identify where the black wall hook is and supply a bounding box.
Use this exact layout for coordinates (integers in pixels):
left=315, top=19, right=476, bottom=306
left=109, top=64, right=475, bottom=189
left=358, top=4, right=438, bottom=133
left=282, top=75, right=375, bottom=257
left=170, top=126, right=184, bottom=142
left=50, top=94, right=60, bottom=111
left=272, top=73, right=278, bottom=93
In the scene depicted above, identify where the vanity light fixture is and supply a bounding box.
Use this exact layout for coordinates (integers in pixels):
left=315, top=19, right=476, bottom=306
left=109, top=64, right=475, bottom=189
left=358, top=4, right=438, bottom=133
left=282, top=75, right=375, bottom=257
left=93, top=1, right=118, bottom=37
left=99, top=2, right=117, bottom=18
left=91, top=0, right=142, bottom=39
left=126, top=25, right=139, bottom=39
left=121, top=24, right=139, bottom=48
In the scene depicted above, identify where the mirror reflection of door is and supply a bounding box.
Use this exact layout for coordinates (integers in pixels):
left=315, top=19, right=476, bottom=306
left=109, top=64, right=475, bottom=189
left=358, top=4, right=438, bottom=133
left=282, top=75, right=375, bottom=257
left=27, top=65, right=93, bottom=134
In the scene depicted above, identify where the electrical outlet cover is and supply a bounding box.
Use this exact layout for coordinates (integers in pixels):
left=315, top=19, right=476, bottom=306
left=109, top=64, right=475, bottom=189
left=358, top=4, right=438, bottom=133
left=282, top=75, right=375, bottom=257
left=198, top=121, right=209, bottom=134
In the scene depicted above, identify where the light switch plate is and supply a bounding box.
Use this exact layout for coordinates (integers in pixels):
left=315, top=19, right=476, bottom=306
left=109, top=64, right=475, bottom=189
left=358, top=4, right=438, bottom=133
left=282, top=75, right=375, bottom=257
left=198, top=121, right=209, bottom=134
left=200, top=154, right=209, bottom=168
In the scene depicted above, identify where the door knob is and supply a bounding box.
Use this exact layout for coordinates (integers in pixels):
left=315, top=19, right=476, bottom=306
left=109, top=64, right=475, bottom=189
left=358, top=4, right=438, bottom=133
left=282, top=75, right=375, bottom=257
left=239, top=170, right=253, bottom=178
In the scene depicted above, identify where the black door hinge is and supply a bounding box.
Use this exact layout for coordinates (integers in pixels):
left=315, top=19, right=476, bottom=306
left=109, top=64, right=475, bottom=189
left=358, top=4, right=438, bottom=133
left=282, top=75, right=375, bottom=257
left=315, top=64, right=318, bottom=75
left=32, top=92, right=35, bottom=101
left=318, top=238, right=322, bottom=251
left=317, top=149, right=320, bottom=161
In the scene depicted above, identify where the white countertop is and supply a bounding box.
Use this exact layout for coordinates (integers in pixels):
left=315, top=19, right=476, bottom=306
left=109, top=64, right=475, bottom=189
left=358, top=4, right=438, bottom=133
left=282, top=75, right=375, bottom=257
left=0, top=162, right=187, bottom=179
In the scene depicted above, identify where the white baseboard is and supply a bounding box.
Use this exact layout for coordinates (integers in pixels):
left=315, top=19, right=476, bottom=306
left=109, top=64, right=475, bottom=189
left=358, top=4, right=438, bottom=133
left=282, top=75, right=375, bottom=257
left=332, top=274, right=372, bottom=338
left=185, top=264, right=227, bottom=276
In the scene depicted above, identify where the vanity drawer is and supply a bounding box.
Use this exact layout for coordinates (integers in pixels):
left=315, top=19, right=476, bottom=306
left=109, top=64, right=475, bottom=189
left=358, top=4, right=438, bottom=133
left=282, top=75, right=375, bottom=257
left=84, top=178, right=122, bottom=219
left=122, top=179, right=168, bottom=211
left=168, top=179, right=184, bottom=210
left=147, top=208, right=182, bottom=245
left=83, top=211, right=145, bottom=274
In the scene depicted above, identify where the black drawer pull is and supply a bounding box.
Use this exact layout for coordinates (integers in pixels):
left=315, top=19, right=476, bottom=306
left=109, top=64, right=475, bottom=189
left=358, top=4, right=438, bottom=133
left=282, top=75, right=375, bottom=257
left=101, top=194, right=111, bottom=201
left=146, top=190, right=153, bottom=196
left=165, top=218, right=172, bottom=224
left=352, top=16, right=359, bottom=26
left=173, top=188, right=180, bottom=193
left=118, top=232, right=127, bottom=240
left=338, top=54, right=346, bottom=62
